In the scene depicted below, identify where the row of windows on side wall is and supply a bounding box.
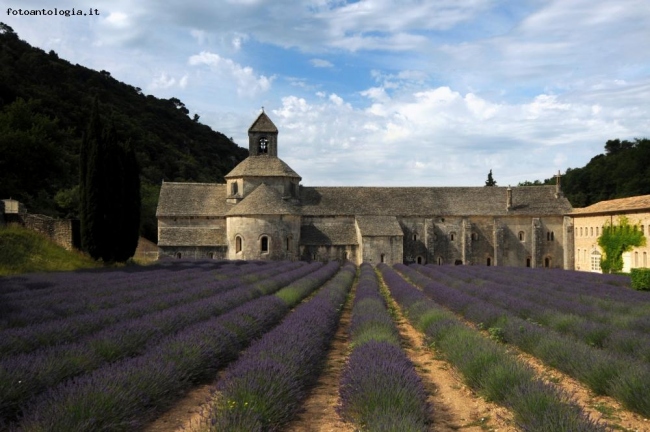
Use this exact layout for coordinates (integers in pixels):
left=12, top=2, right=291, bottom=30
left=576, top=225, right=648, bottom=237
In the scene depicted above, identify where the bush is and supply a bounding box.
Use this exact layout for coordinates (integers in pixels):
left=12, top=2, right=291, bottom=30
left=630, top=268, right=650, bottom=290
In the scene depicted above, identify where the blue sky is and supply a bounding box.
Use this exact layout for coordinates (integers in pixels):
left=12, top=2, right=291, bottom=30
left=4, top=0, right=650, bottom=186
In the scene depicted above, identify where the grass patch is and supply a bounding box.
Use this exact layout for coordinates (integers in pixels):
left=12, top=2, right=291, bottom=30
left=0, top=225, right=98, bottom=275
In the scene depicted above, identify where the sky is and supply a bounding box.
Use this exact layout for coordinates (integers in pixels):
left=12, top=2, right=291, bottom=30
left=4, top=0, right=650, bottom=187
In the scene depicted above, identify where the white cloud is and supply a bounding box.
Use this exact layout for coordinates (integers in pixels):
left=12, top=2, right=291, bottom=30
left=150, top=73, right=176, bottom=90
left=310, top=58, right=334, bottom=68
left=188, top=51, right=273, bottom=97
left=268, top=80, right=647, bottom=186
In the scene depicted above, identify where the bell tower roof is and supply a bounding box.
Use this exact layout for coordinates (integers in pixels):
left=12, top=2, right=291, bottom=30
left=248, top=110, right=278, bottom=134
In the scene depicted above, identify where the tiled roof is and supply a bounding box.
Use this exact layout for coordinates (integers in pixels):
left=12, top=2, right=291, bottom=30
left=356, top=216, right=403, bottom=236
left=158, top=227, right=226, bottom=246
left=157, top=184, right=572, bottom=218
left=227, top=183, right=300, bottom=216
left=300, top=222, right=358, bottom=245
left=224, top=156, right=301, bottom=179
left=299, top=186, right=572, bottom=216
left=156, top=182, right=231, bottom=217
left=571, top=194, right=650, bottom=215
left=248, top=111, right=278, bottom=133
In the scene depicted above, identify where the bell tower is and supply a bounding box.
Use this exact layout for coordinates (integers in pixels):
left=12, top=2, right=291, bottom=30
left=248, top=109, right=278, bottom=157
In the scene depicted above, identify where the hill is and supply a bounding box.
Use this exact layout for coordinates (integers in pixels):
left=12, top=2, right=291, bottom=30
left=0, top=23, right=248, bottom=241
left=519, top=138, right=650, bottom=207
left=0, top=225, right=98, bottom=275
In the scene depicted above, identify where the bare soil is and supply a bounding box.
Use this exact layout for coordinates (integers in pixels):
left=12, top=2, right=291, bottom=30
left=388, top=299, right=518, bottom=432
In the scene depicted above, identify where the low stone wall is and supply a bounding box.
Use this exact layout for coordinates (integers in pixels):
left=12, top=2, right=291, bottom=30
left=4, top=213, right=80, bottom=251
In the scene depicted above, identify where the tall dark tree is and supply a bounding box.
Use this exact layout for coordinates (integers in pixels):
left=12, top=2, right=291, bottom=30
left=80, top=98, right=140, bottom=262
left=485, top=169, right=497, bottom=186
left=79, top=97, right=106, bottom=259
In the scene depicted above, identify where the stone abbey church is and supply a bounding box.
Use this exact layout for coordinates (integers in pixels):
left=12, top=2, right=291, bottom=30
left=157, top=112, right=575, bottom=268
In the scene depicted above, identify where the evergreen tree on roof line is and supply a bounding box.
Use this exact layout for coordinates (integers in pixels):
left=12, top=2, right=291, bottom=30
left=485, top=169, right=497, bottom=186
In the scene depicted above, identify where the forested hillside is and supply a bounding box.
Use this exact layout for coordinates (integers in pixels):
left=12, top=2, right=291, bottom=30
left=0, top=23, right=248, bottom=241
left=520, top=138, right=650, bottom=208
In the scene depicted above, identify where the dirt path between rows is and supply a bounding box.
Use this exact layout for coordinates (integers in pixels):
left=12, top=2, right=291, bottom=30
left=282, top=281, right=357, bottom=432
left=386, top=297, right=518, bottom=431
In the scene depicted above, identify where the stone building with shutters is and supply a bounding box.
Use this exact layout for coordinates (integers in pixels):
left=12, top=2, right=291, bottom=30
left=572, top=195, right=650, bottom=272
left=156, top=111, right=575, bottom=268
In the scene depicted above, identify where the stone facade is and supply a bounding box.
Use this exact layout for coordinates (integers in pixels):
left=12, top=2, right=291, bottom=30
left=156, top=111, right=575, bottom=268
left=572, top=195, right=650, bottom=272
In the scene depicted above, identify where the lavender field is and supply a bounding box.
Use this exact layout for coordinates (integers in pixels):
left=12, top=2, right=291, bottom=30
left=0, top=260, right=646, bottom=431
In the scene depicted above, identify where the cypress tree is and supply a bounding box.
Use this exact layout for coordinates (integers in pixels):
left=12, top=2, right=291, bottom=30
left=80, top=99, right=141, bottom=262
left=80, top=97, right=107, bottom=259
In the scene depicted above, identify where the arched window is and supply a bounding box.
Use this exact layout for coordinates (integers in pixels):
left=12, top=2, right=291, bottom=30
left=437, top=257, right=442, bottom=265
left=486, top=257, right=491, bottom=266
left=207, top=252, right=214, bottom=259
left=261, top=236, right=269, bottom=253
left=596, top=227, right=599, bottom=236
left=580, top=227, right=583, bottom=236
left=590, top=227, right=593, bottom=236
left=235, top=236, right=242, bottom=253
left=286, top=236, right=291, bottom=251
left=176, top=252, right=182, bottom=259
left=547, top=232, right=550, bottom=241
left=551, top=232, right=554, bottom=241
left=471, top=233, right=478, bottom=241
left=526, top=257, right=531, bottom=267
left=544, top=257, right=551, bottom=268
left=643, top=252, right=647, bottom=267
left=634, top=252, right=639, bottom=267
left=231, top=181, right=238, bottom=196
left=518, top=231, right=525, bottom=241
left=259, top=137, right=268, bottom=154
left=413, top=234, right=417, bottom=241
left=416, top=256, right=423, bottom=264
left=380, top=253, right=385, bottom=263
left=450, top=232, right=456, bottom=241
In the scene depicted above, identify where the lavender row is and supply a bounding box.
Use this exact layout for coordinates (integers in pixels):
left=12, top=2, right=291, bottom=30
left=199, top=262, right=355, bottom=431
left=0, top=261, right=269, bottom=329
left=412, top=264, right=650, bottom=362
left=380, top=264, right=605, bottom=432
left=338, top=263, right=430, bottom=431
left=399, top=264, right=650, bottom=418
left=0, top=261, right=302, bottom=355
left=0, top=261, right=326, bottom=424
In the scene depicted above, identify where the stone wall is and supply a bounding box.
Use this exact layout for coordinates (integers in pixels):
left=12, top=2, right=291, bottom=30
left=3, top=212, right=79, bottom=250
left=299, top=244, right=358, bottom=263
left=400, top=215, right=569, bottom=268
left=227, top=214, right=301, bottom=261
left=158, top=245, right=227, bottom=260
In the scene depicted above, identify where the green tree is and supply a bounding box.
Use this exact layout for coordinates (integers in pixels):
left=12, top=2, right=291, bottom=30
left=485, top=169, right=497, bottom=186
left=598, top=216, right=646, bottom=273
left=79, top=98, right=140, bottom=262
left=0, top=98, right=72, bottom=212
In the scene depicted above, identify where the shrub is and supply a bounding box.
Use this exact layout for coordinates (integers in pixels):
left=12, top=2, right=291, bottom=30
left=630, top=268, right=650, bottom=290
